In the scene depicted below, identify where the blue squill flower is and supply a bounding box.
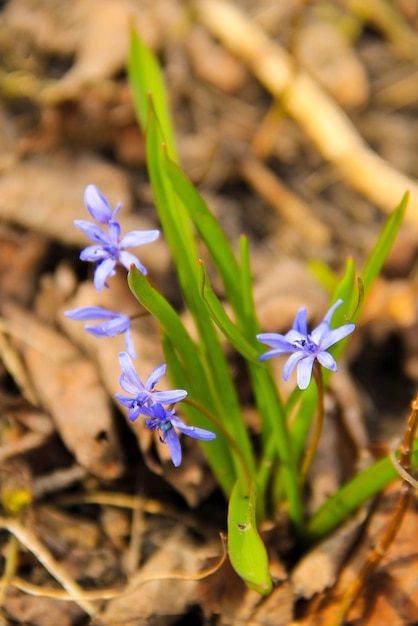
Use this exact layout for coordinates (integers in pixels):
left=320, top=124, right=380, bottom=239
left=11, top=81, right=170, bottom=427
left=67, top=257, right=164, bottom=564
left=64, top=306, right=137, bottom=359
left=142, top=402, right=216, bottom=467
left=75, top=185, right=160, bottom=292
left=257, top=299, right=355, bottom=390
left=115, top=352, right=188, bottom=422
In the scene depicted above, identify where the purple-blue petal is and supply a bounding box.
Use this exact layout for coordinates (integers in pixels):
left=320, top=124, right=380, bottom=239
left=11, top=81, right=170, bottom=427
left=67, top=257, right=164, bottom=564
left=64, top=306, right=114, bottom=321
left=119, top=230, right=160, bottom=248
left=84, top=185, right=112, bottom=223
left=85, top=316, right=130, bottom=337
left=145, top=364, right=166, bottom=391
left=128, top=405, right=142, bottom=422
left=118, top=352, right=144, bottom=390
left=93, top=258, right=116, bottom=292
left=152, top=390, right=188, bottom=404
left=322, top=299, right=343, bottom=326
left=79, top=245, right=109, bottom=262
left=74, top=220, right=110, bottom=246
left=171, top=416, right=216, bottom=441
left=115, top=393, right=135, bottom=408
left=316, top=350, right=338, bottom=371
left=118, top=250, right=147, bottom=274
left=283, top=351, right=306, bottom=381
left=319, top=323, right=355, bottom=350
left=296, top=355, right=316, bottom=389
left=108, top=219, right=121, bottom=245
left=165, top=427, right=182, bottom=466
left=124, top=327, right=137, bottom=360
left=293, top=307, right=308, bottom=335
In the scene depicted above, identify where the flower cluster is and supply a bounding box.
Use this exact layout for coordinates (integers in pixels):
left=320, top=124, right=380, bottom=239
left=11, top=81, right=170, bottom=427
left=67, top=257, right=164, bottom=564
left=66, top=185, right=216, bottom=466
left=116, top=352, right=215, bottom=467
left=257, top=299, right=355, bottom=390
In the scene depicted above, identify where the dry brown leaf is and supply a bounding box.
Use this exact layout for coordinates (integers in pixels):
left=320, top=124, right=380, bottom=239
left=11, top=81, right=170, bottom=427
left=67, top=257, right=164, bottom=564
left=0, top=154, right=170, bottom=275
left=296, top=485, right=418, bottom=626
left=0, top=226, right=49, bottom=305
left=291, top=506, right=371, bottom=601
left=1, top=301, right=125, bottom=479
left=99, top=528, right=204, bottom=625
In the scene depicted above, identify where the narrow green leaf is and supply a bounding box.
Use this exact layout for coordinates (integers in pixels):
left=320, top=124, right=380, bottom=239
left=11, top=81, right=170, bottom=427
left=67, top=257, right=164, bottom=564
left=305, top=445, right=418, bottom=544
left=228, top=479, right=273, bottom=595
left=128, top=28, right=177, bottom=161
left=198, top=262, right=260, bottom=363
left=361, top=192, right=408, bottom=297
left=165, top=155, right=242, bottom=311
left=146, top=104, right=257, bottom=482
left=161, top=332, right=236, bottom=495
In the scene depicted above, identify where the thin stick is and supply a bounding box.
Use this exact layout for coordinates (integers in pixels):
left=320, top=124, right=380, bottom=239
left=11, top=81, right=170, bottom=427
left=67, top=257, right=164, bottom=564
left=300, top=362, right=324, bottom=483
left=0, top=517, right=97, bottom=615
left=330, top=394, right=418, bottom=625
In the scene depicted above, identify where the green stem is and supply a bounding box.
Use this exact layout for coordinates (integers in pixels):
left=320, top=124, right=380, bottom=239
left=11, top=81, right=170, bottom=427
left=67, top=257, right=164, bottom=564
left=184, top=397, right=252, bottom=492
left=300, top=362, right=324, bottom=483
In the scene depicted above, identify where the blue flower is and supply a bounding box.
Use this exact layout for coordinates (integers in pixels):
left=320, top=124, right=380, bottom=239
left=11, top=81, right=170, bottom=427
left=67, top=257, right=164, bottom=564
left=257, top=299, right=355, bottom=390
left=115, top=352, right=188, bottom=422
left=64, top=306, right=137, bottom=359
left=142, top=402, right=216, bottom=467
left=75, top=185, right=160, bottom=292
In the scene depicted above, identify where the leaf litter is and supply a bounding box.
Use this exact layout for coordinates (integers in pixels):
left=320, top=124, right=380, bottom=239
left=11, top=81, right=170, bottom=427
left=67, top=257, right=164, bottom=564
left=1, top=0, right=418, bottom=624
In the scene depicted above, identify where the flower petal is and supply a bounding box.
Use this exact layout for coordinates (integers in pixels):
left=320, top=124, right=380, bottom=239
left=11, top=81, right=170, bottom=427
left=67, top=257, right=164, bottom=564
left=145, top=364, right=166, bottom=390
left=74, top=220, right=110, bottom=245
left=152, top=390, right=188, bottom=404
left=283, top=351, right=306, bottom=381
left=319, top=323, right=355, bottom=350
left=293, top=307, right=308, bottom=335
left=93, top=258, right=116, bottom=292
left=124, top=327, right=137, bottom=360
left=165, top=427, right=182, bottom=466
left=118, top=352, right=144, bottom=390
left=171, top=416, right=216, bottom=441
left=64, top=306, right=114, bottom=321
left=316, top=350, right=337, bottom=371
left=119, top=230, right=160, bottom=248
left=108, top=219, right=121, bottom=245
left=118, top=250, right=147, bottom=274
left=296, top=355, right=316, bottom=389
left=84, top=185, right=112, bottom=223
left=322, top=299, right=343, bottom=326
left=79, top=245, right=109, bottom=262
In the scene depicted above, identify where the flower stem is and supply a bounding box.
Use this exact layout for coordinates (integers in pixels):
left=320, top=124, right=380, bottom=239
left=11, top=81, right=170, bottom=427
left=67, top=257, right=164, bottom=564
left=300, top=362, right=324, bottom=483
left=184, top=396, right=253, bottom=492
left=330, top=394, right=418, bottom=625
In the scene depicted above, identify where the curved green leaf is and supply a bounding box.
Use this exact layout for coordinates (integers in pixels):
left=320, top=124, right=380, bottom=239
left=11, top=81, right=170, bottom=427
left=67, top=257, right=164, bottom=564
left=228, top=479, right=273, bottom=595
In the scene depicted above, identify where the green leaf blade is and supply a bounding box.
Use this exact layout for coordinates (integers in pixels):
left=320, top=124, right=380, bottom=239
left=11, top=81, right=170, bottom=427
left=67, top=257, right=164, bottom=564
left=228, top=479, right=273, bottom=595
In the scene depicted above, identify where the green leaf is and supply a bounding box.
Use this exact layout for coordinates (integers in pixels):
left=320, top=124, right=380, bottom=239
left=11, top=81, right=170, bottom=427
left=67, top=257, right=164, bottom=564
left=198, top=261, right=260, bottom=363
left=129, top=267, right=236, bottom=495
left=360, top=192, right=408, bottom=297
left=128, top=28, right=177, bottom=161
left=305, top=445, right=418, bottom=544
left=165, top=155, right=242, bottom=311
left=228, top=479, right=273, bottom=595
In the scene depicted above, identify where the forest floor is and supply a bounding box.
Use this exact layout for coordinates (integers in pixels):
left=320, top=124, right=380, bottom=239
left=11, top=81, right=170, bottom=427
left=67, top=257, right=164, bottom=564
left=1, top=1, right=418, bottom=625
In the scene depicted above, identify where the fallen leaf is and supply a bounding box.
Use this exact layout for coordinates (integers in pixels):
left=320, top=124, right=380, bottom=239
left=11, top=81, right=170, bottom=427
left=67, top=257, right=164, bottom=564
left=1, top=301, right=125, bottom=479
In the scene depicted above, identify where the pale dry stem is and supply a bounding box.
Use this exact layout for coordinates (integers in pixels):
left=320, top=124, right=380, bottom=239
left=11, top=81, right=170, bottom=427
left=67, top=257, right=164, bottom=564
left=195, top=0, right=418, bottom=222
